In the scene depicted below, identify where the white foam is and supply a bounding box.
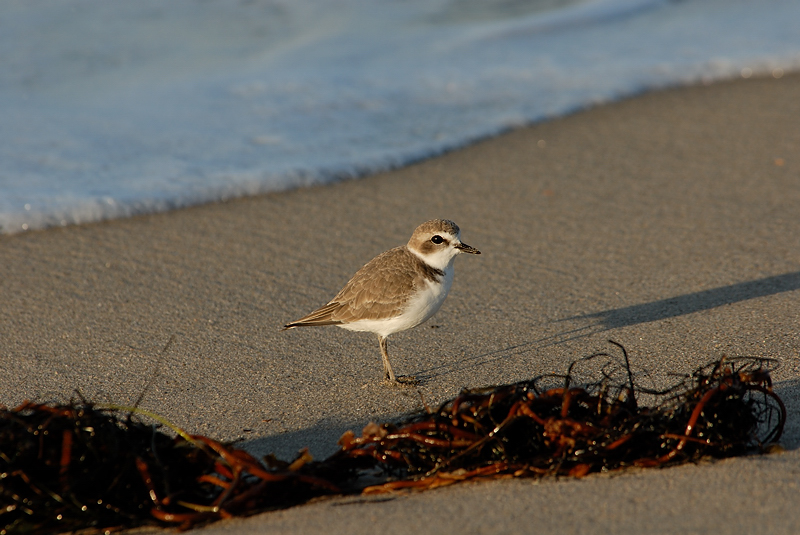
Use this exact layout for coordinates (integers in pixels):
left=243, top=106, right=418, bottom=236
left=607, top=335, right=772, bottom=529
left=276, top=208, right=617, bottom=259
left=2, top=0, right=799, bottom=233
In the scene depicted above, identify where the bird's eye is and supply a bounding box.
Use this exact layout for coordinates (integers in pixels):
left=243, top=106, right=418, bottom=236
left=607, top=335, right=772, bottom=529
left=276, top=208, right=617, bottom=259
left=431, top=235, right=444, bottom=244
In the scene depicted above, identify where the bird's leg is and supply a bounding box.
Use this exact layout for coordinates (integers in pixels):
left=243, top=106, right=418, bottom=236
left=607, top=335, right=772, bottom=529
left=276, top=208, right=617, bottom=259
left=379, top=336, right=397, bottom=383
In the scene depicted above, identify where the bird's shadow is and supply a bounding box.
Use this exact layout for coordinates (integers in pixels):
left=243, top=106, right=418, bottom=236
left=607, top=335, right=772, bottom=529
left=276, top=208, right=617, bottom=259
left=564, top=270, right=800, bottom=329
left=415, top=271, right=800, bottom=382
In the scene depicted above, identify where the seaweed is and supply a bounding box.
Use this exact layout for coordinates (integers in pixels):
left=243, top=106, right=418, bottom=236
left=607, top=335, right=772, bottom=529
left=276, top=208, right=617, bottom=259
left=333, top=344, right=785, bottom=491
left=0, top=344, right=786, bottom=533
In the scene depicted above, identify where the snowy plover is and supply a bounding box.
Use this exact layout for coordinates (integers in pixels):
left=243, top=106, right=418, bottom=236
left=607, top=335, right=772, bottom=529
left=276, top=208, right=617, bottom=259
left=283, top=219, right=480, bottom=384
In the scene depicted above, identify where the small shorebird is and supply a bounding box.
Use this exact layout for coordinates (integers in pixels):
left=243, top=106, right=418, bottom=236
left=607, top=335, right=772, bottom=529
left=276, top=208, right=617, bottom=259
left=283, top=219, right=480, bottom=384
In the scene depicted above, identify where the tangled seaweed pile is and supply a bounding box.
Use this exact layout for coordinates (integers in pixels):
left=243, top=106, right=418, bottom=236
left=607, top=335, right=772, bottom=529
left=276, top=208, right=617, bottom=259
left=0, top=401, right=338, bottom=534
left=0, top=345, right=786, bottom=533
left=332, top=346, right=786, bottom=492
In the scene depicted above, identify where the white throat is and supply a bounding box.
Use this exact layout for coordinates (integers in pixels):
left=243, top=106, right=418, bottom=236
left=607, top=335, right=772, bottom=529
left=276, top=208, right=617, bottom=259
left=409, top=236, right=462, bottom=271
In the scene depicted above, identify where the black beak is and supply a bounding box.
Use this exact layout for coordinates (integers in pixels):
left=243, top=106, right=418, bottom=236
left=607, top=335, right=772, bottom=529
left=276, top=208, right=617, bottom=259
left=456, top=242, right=481, bottom=254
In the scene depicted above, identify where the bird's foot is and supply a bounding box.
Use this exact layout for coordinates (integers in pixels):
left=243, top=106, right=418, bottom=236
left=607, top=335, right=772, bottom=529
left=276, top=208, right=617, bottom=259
left=384, top=375, right=419, bottom=387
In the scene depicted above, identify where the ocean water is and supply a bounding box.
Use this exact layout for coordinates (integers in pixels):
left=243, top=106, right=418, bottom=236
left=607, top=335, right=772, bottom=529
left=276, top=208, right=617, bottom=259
left=2, top=0, right=799, bottom=234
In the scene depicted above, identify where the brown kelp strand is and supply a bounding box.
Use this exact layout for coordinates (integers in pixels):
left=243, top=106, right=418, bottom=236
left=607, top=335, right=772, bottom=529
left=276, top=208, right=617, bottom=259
left=0, top=346, right=786, bottom=533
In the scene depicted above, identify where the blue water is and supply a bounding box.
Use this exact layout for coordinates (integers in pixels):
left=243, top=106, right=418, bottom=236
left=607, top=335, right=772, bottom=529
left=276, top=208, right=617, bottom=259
left=2, top=0, right=799, bottom=233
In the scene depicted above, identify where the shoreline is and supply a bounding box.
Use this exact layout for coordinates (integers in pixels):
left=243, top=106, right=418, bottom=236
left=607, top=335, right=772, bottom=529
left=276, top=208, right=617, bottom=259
left=2, top=74, right=799, bottom=533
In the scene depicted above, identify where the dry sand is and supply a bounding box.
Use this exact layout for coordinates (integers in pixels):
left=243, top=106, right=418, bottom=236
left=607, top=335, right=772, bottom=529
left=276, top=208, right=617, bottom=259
left=2, top=74, right=799, bottom=534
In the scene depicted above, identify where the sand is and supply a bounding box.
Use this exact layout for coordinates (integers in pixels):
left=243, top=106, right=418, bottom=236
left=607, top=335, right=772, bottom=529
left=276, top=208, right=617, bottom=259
left=1, top=74, right=799, bottom=534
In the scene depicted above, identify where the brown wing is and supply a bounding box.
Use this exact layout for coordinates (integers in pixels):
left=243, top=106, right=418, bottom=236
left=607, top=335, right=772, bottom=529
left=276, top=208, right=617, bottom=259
left=327, top=246, right=421, bottom=324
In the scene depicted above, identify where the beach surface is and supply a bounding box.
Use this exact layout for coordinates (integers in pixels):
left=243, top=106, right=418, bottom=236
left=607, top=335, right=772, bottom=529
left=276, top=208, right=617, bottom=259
left=2, top=74, right=799, bottom=533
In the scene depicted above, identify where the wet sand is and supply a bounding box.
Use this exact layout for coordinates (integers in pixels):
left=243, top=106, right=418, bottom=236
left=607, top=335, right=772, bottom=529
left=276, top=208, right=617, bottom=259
left=1, top=74, right=799, bottom=533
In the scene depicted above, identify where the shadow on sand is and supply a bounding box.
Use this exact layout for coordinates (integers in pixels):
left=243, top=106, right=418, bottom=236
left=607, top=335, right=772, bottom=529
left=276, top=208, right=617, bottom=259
left=242, top=414, right=399, bottom=461
left=561, top=271, right=800, bottom=329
